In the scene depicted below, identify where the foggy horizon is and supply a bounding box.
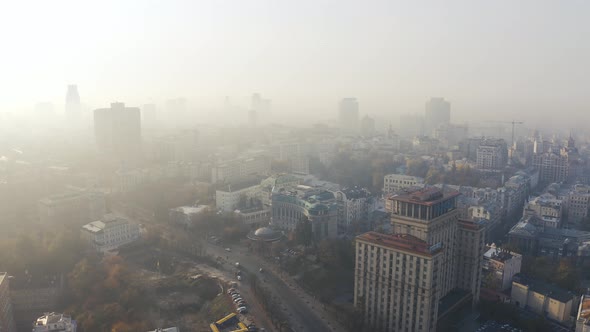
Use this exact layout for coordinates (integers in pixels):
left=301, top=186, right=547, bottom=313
left=1, top=0, right=589, bottom=128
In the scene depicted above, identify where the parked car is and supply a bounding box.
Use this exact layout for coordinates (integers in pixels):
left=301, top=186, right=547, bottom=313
left=225, top=248, right=231, bottom=252
left=237, top=306, right=247, bottom=314
left=235, top=262, right=240, bottom=267
left=233, top=297, right=243, bottom=303
left=237, top=275, right=242, bottom=281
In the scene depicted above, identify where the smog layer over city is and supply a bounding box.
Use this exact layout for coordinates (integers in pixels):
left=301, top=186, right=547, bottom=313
left=1, top=1, right=590, bottom=332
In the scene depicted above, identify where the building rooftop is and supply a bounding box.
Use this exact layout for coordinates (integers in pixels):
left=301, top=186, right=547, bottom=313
left=81, top=214, right=127, bottom=234
left=484, top=247, right=519, bottom=262
left=356, top=231, right=443, bottom=257
left=341, top=186, right=372, bottom=199
left=171, top=205, right=208, bottom=215
left=392, top=187, right=460, bottom=206
left=513, top=274, right=573, bottom=303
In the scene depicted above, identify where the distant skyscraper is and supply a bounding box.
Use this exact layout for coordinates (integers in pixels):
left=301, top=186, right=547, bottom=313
left=360, top=115, right=375, bottom=137
left=65, top=85, right=81, bottom=120
left=94, top=103, right=141, bottom=158
left=339, top=98, right=359, bottom=134
left=424, top=97, right=450, bottom=136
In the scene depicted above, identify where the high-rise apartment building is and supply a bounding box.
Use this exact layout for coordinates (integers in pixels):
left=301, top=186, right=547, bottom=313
left=339, top=98, right=359, bottom=134
left=65, top=85, right=81, bottom=121
left=0, top=272, right=16, bottom=332
left=424, top=98, right=450, bottom=136
left=355, top=187, right=484, bottom=331
left=94, top=103, right=141, bottom=158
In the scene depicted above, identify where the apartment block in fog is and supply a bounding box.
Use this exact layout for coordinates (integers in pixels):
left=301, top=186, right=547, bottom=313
left=354, top=187, right=484, bottom=332
left=94, top=102, right=141, bottom=158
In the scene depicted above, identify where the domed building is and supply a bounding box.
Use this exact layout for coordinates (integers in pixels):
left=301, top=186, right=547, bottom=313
left=247, top=226, right=284, bottom=256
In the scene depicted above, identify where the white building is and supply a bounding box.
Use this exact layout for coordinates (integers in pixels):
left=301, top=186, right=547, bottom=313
left=524, top=193, right=563, bottom=228
left=483, top=245, right=522, bottom=290
left=383, top=174, right=424, bottom=195
left=81, top=214, right=140, bottom=253
left=169, top=205, right=208, bottom=227
left=33, top=312, right=77, bottom=332
left=211, top=155, right=270, bottom=184
left=215, top=181, right=261, bottom=213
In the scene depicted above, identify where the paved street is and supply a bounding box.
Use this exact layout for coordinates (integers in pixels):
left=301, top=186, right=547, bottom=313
left=206, top=243, right=347, bottom=332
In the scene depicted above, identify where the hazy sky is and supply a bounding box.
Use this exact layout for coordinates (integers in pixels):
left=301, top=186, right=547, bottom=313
left=1, top=0, right=589, bottom=125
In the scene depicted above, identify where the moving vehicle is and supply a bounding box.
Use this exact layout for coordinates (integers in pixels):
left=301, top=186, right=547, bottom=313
left=225, top=248, right=231, bottom=252
left=235, top=262, right=240, bottom=267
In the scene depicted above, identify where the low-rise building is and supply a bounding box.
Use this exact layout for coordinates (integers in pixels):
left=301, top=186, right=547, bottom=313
left=38, top=188, right=105, bottom=225
left=483, top=245, right=522, bottom=290
left=81, top=214, right=140, bottom=253
left=33, top=312, right=77, bottom=332
left=511, top=274, right=574, bottom=324
left=0, top=272, right=16, bottom=332
left=169, top=205, right=208, bottom=227
left=523, top=193, right=563, bottom=228
left=271, top=185, right=338, bottom=240
left=215, top=180, right=261, bottom=213
left=383, top=174, right=424, bottom=195
left=234, top=207, right=271, bottom=226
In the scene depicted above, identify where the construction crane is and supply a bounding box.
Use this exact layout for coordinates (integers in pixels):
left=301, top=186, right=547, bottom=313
left=485, top=120, right=524, bottom=147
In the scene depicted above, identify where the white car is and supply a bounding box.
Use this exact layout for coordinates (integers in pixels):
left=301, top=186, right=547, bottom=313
left=237, top=275, right=242, bottom=281
left=225, top=248, right=231, bottom=252
left=233, top=297, right=243, bottom=303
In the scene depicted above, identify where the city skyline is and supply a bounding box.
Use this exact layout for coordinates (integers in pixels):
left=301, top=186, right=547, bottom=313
left=1, top=1, right=589, bottom=127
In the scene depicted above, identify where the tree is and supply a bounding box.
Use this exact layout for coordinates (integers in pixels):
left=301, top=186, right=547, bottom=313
left=294, top=217, right=313, bottom=246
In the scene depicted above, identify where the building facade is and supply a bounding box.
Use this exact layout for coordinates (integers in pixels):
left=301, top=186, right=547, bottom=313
left=354, top=232, right=443, bottom=332
left=476, top=139, right=507, bottom=170
left=483, top=246, right=522, bottom=291
left=576, top=294, right=590, bottom=332
left=38, top=189, right=105, bottom=226
left=511, top=274, right=574, bottom=324
left=383, top=174, right=424, bottom=195
left=81, top=214, right=140, bottom=253
left=271, top=185, right=338, bottom=241
left=355, top=187, right=484, bottom=332
left=94, top=102, right=141, bottom=158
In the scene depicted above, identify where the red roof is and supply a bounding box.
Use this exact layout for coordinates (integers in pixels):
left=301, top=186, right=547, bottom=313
left=356, top=231, right=442, bottom=257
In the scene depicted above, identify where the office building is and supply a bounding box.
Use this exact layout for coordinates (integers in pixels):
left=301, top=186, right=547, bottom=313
left=251, top=93, right=271, bottom=121
left=482, top=245, right=522, bottom=291
left=511, top=274, right=574, bottom=324
left=94, top=103, right=141, bottom=158
left=33, top=312, right=77, bottom=332
left=270, top=142, right=309, bottom=174
left=339, top=98, right=359, bottom=134
left=65, top=85, right=81, bottom=121
left=271, top=185, right=338, bottom=240
left=81, top=214, right=140, bottom=253
left=355, top=187, right=484, bottom=332
left=0, top=272, right=16, bottom=332
left=424, top=98, right=450, bottom=136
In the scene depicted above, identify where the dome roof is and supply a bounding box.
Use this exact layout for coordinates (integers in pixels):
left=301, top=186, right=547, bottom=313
left=254, top=227, right=276, bottom=237
left=248, top=227, right=283, bottom=242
